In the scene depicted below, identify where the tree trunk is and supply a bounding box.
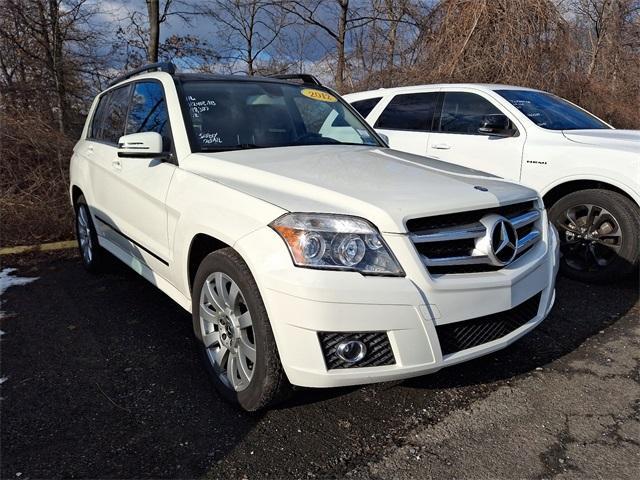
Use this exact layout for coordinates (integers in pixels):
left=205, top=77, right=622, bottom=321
left=385, top=0, right=399, bottom=87
left=48, top=0, right=68, bottom=137
left=146, top=0, right=160, bottom=62
left=335, top=0, right=349, bottom=92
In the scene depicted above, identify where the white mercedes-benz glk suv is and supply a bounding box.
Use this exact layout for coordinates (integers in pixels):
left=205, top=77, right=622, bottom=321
left=70, top=64, right=558, bottom=411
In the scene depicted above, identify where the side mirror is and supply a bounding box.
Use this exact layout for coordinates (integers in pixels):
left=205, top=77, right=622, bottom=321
left=377, top=132, right=390, bottom=145
left=117, top=132, right=167, bottom=158
left=478, top=114, right=514, bottom=137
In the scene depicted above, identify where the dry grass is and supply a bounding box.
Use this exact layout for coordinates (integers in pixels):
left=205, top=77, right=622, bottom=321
left=0, top=112, right=74, bottom=247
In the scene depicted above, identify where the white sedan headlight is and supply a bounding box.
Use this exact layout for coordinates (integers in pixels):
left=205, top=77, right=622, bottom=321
left=270, top=213, right=404, bottom=276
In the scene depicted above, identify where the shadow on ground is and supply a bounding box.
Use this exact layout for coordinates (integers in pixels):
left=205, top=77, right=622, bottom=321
left=0, top=252, right=637, bottom=479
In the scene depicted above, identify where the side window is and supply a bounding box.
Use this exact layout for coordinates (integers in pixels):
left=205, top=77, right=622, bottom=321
left=89, top=94, right=110, bottom=139
left=374, top=93, right=439, bottom=131
left=439, top=92, right=504, bottom=135
left=101, top=85, right=131, bottom=144
left=127, top=81, right=172, bottom=151
left=351, top=97, right=382, bottom=118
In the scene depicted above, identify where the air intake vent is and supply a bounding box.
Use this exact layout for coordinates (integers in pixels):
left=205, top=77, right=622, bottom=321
left=436, top=292, right=542, bottom=356
left=318, top=332, right=395, bottom=369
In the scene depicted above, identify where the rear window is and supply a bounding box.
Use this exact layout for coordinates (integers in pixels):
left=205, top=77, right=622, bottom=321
left=375, top=93, right=439, bottom=131
left=350, top=97, right=382, bottom=118
left=89, top=85, right=131, bottom=144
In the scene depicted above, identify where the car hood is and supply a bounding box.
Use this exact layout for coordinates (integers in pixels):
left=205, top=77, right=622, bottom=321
left=562, top=129, right=640, bottom=153
left=183, top=145, right=538, bottom=233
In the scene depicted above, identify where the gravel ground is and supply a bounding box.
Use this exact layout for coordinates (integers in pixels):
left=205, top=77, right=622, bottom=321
left=0, top=250, right=638, bottom=479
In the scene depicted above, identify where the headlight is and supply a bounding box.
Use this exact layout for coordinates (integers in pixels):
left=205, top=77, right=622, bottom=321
left=270, top=213, right=404, bottom=276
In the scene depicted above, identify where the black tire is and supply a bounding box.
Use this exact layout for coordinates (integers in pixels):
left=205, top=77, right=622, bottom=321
left=548, top=189, right=639, bottom=283
left=74, top=195, right=109, bottom=273
left=191, top=248, right=290, bottom=411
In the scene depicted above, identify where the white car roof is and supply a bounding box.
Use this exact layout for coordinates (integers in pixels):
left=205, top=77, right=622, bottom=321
left=344, top=83, right=543, bottom=100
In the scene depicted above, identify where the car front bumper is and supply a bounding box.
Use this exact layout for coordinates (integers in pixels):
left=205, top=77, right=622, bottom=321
left=234, top=222, right=559, bottom=388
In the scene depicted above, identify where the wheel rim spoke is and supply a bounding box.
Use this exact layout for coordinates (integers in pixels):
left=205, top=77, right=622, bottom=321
left=200, top=304, right=219, bottom=324
left=236, top=351, right=252, bottom=384
left=227, top=354, right=239, bottom=389
left=202, top=331, right=219, bottom=348
left=226, top=282, right=240, bottom=310
left=239, top=336, right=256, bottom=363
left=237, top=311, right=252, bottom=329
left=205, top=281, right=225, bottom=312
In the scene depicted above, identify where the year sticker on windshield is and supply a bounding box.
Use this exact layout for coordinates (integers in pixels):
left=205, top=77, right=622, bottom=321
left=301, top=88, right=337, bottom=102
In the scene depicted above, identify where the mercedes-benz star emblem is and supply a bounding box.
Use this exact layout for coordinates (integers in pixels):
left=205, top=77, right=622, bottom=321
left=491, top=219, right=518, bottom=264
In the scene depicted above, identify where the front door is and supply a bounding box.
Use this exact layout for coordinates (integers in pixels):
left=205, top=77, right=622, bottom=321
left=107, top=80, right=176, bottom=273
left=426, top=91, right=525, bottom=182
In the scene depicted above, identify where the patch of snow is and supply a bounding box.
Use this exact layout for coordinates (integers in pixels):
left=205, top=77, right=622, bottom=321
left=0, top=268, right=38, bottom=296
left=0, top=267, right=39, bottom=320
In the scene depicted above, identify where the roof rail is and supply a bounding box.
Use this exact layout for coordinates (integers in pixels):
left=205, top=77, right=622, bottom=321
left=108, top=62, right=176, bottom=88
left=270, top=73, right=322, bottom=87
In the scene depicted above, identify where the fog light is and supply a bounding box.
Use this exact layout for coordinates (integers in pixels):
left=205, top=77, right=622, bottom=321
left=336, top=339, right=367, bottom=364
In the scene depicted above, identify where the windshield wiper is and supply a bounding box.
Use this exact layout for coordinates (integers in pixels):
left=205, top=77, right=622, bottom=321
left=201, top=143, right=262, bottom=152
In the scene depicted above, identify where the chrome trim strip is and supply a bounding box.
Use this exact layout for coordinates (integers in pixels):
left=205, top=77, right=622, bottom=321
left=509, top=210, right=540, bottom=229
left=516, top=230, right=541, bottom=253
left=421, top=254, right=490, bottom=266
left=410, top=223, right=486, bottom=243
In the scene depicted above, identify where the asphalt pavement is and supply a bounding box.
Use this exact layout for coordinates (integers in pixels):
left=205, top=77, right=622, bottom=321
left=1, top=250, right=638, bottom=479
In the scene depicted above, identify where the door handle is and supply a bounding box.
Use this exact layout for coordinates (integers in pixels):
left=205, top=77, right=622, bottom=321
left=86, top=145, right=94, bottom=155
left=432, top=144, right=451, bottom=150
left=112, top=159, right=122, bottom=170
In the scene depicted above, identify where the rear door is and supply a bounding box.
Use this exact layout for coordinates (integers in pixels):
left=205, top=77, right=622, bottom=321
left=426, top=91, right=525, bottom=181
left=370, top=92, right=440, bottom=156
left=85, top=84, right=132, bottom=251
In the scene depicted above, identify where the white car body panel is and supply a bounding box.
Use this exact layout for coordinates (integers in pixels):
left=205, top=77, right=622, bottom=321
left=70, top=74, right=559, bottom=389
left=344, top=84, right=640, bottom=206
left=181, top=145, right=538, bottom=233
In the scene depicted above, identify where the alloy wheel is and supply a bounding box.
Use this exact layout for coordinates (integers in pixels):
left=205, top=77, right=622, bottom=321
left=554, top=203, right=622, bottom=272
left=77, top=205, right=93, bottom=264
left=199, top=272, right=256, bottom=391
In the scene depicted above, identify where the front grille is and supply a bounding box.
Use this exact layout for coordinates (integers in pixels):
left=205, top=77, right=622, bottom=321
left=407, top=200, right=542, bottom=275
left=406, top=201, right=535, bottom=232
left=318, top=332, right=395, bottom=369
left=436, top=292, right=542, bottom=356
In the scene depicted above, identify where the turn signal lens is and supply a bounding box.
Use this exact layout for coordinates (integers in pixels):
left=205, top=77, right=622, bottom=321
left=270, top=213, right=404, bottom=276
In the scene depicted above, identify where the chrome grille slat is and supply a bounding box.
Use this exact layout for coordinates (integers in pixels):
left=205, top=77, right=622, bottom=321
left=421, top=254, right=489, bottom=266
left=410, top=223, right=486, bottom=243
left=516, top=230, right=541, bottom=253
left=509, top=210, right=540, bottom=229
left=407, top=201, right=543, bottom=274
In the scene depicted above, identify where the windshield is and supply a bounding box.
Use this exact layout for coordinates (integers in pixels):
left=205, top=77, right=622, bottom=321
left=180, top=80, right=381, bottom=152
left=496, top=90, right=610, bottom=130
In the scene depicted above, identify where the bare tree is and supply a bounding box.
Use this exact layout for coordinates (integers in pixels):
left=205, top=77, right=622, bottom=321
left=202, top=0, right=291, bottom=75
left=0, top=0, right=101, bottom=135
left=116, top=1, right=217, bottom=70
left=278, top=0, right=380, bottom=91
